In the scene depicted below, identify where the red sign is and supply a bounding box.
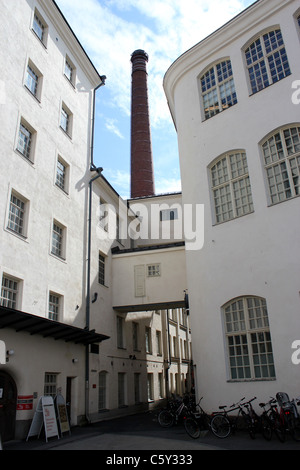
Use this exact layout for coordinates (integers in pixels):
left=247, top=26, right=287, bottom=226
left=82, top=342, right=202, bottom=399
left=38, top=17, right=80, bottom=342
left=17, top=395, right=33, bottom=410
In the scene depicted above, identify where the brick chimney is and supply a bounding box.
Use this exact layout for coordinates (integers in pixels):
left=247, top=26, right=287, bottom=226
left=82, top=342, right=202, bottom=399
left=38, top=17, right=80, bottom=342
left=130, top=50, right=155, bottom=198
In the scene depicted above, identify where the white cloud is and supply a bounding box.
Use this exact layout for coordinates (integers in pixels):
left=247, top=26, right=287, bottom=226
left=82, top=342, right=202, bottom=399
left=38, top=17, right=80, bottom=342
left=56, top=0, right=254, bottom=128
left=105, top=118, right=124, bottom=139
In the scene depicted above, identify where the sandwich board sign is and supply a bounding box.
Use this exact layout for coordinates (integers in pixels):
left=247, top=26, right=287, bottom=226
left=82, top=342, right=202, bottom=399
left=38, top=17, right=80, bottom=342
left=26, top=396, right=59, bottom=442
left=55, top=391, right=71, bottom=436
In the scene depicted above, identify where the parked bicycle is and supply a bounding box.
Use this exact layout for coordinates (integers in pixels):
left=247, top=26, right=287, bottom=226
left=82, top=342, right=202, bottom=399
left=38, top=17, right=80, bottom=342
left=276, top=392, right=300, bottom=442
left=259, top=398, right=286, bottom=442
left=158, top=394, right=194, bottom=428
left=183, top=397, right=213, bottom=439
left=210, top=397, right=258, bottom=439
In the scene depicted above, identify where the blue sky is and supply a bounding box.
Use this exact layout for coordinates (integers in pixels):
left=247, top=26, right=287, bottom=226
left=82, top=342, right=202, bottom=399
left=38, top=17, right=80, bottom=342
left=56, top=0, right=256, bottom=198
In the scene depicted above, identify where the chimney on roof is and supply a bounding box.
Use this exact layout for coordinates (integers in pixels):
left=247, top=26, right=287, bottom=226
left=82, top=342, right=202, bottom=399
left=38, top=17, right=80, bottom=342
left=130, top=50, right=155, bottom=198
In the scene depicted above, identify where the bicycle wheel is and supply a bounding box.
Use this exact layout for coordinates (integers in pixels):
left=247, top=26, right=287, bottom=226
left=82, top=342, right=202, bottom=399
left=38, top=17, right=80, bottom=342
left=158, top=409, right=174, bottom=427
left=244, top=415, right=256, bottom=439
left=210, top=414, right=231, bottom=438
left=287, top=415, right=300, bottom=442
left=261, top=415, right=272, bottom=441
left=272, top=414, right=286, bottom=443
left=184, top=417, right=200, bottom=439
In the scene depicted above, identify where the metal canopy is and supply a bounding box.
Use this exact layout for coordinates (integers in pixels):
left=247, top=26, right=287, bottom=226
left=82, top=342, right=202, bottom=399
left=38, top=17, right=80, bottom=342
left=113, top=300, right=186, bottom=314
left=0, top=306, right=109, bottom=345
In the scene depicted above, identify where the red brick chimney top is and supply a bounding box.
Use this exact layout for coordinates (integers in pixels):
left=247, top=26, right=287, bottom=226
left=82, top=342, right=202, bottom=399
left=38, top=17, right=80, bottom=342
left=130, top=50, right=155, bottom=198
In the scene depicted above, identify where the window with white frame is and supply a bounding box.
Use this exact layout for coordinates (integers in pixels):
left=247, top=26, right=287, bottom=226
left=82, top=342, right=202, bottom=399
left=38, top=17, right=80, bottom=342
left=145, top=327, right=152, bottom=354
left=0, top=275, right=19, bottom=309
left=25, top=61, right=42, bottom=100
left=210, top=151, right=254, bottom=224
left=56, top=157, right=69, bottom=193
left=44, top=373, right=58, bottom=398
left=245, top=29, right=291, bottom=95
left=32, top=9, right=48, bottom=46
left=51, top=221, right=65, bottom=259
left=160, top=208, right=178, bottom=221
left=147, top=264, right=160, bottom=277
left=147, top=373, right=154, bottom=401
left=64, top=55, right=76, bottom=87
left=48, top=292, right=61, bottom=321
left=200, top=59, right=237, bottom=120
left=7, top=191, right=28, bottom=237
left=223, top=296, right=275, bottom=380
left=261, top=126, right=300, bottom=204
left=17, top=119, right=35, bottom=162
left=60, top=103, right=72, bottom=137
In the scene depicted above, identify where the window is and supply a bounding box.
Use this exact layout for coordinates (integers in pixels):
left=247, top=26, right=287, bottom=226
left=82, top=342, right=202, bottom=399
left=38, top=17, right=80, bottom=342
left=297, top=14, right=300, bottom=29
left=60, top=103, right=72, bottom=137
left=25, top=61, right=42, bottom=100
left=17, top=119, right=36, bottom=162
left=147, top=264, right=160, bottom=277
left=44, top=373, right=58, bottom=398
left=210, top=151, right=254, bottom=223
left=117, top=316, right=125, bottom=348
left=98, top=253, right=105, bottom=285
left=8, top=191, right=28, bottom=237
left=245, top=29, right=291, bottom=95
left=48, top=292, right=61, bottom=321
left=51, top=221, right=66, bottom=259
left=132, top=322, right=139, bottom=351
left=147, top=373, right=154, bottom=401
left=98, top=371, right=107, bottom=410
left=200, top=59, right=237, bottom=120
left=223, top=296, right=275, bottom=380
left=55, top=157, right=69, bottom=193
left=99, top=199, right=108, bottom=232
left=158, top=373, right=164, bottom=398
left=32, top=9, right=48, bottom=46
left=64, top=55, right=76, bottom=87
left=145, top=327, right=152, bottom=354
left=261, top=126, right=300, bottom=204
left=0, top=275, right=19, bottom=309
left=118, top=373, right=126, bottom=407
left=160, top=208, right=178, bottom=221
left=156, top=330, right=162, bottom=355
left=134, top=265, right=145, bottom=297
left=134, top=373, right=140, bottom=404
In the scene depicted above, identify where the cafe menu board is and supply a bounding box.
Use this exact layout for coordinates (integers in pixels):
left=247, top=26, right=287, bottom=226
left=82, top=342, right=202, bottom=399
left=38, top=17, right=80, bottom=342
left=55, top=392, right=71, bottom=436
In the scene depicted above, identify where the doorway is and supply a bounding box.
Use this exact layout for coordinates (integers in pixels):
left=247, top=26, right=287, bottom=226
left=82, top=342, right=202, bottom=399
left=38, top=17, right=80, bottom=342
left=0, top=371, right=17, bottom=442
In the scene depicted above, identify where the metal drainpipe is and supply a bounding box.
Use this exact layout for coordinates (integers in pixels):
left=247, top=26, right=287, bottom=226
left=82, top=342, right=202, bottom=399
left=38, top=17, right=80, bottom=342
left=85, top=76, right=106, bottom=423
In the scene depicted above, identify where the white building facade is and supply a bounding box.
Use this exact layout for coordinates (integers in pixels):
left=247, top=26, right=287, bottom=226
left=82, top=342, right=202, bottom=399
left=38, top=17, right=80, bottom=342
left=164, top=0, right=300, bottom=411
left=0, top=0, right=191, bottom=440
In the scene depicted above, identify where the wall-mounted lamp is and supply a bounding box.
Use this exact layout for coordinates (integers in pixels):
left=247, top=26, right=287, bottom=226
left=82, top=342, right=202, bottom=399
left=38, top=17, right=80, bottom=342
left=72, top=358, right=78, bottom=363
left=7, top=350, right=14, bottom=356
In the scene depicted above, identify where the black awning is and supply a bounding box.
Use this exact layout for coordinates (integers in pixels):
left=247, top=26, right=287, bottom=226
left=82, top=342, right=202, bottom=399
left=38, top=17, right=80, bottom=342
left=113, top=300, right=185, bottom=313
left=0, top=306, right=109, bottom=345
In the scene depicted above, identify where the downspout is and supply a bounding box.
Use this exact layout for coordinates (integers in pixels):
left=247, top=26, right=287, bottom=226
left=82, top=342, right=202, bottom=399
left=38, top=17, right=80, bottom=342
left=85, top=76, right=106, bottom=423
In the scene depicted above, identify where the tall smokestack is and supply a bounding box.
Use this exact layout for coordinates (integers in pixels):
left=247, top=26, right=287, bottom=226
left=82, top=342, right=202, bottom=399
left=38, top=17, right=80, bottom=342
left=130, top=50, right=155, bottom=198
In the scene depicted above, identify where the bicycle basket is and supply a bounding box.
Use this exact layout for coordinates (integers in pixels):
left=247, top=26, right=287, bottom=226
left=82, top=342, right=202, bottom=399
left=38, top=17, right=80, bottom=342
left=276, top=392, right=291, bottom=409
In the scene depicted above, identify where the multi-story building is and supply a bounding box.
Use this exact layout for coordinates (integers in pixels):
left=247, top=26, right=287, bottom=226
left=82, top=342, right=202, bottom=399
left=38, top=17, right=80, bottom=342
left=0, top=1, right=191, bottom=441
left=164, top=0, right=300, bottom=411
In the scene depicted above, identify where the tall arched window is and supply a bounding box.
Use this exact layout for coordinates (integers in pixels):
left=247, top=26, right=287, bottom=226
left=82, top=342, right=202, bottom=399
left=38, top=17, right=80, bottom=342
left=261, top=125, right=300, bottom=204
left=200, top=59, right=237, bottom=120
left=244, top=28, right=291, bottom=94
left=223, top=296, right=275, bottom=381
left=210, top=150, right=254, bottom=224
